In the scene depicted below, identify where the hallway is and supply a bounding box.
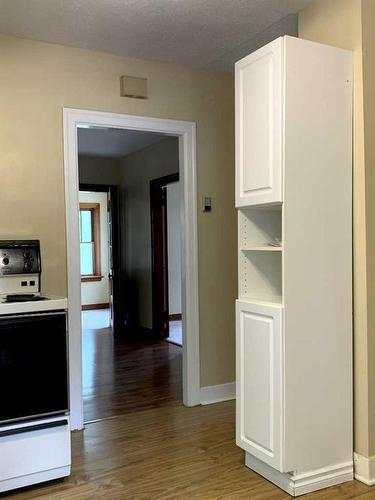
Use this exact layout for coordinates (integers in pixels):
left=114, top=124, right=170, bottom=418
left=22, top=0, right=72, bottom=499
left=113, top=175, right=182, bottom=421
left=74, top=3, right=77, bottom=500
left=82, top=310, right=182, bottom=422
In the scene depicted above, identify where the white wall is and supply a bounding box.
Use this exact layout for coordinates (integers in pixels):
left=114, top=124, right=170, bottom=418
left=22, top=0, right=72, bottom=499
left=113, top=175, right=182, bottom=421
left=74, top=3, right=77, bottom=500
left=167, top=181, right=182, bottom=315
left=120, top=137, right=179, bottom=329
left=79, top=191, right=109, bottom=306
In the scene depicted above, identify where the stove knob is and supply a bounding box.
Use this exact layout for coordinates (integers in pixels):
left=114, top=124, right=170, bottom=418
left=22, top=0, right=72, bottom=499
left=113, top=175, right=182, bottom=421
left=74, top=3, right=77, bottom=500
left=2, top=257, right=9, bottom=265
left=24, top=261, right=33, bottom=271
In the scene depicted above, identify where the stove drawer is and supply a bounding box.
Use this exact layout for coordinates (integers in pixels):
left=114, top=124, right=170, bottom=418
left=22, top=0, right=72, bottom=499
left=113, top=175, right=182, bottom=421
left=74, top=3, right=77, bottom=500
left=0, top=417, right=70, bottom=483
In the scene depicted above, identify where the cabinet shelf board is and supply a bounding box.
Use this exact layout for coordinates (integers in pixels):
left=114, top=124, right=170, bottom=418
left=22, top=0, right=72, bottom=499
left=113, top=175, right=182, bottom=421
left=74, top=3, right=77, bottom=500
left=237, top=296, right=283, bottom=308
left=241, top=246, right=283, bottom=252
left=237, top=203, right=282, bottom=211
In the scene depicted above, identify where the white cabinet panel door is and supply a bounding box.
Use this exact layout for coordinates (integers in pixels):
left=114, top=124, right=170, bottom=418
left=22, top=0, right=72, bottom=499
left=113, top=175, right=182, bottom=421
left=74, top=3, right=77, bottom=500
left=235, top=38, right=283, bottom=207
left=236, top=300, right=283, bottom=470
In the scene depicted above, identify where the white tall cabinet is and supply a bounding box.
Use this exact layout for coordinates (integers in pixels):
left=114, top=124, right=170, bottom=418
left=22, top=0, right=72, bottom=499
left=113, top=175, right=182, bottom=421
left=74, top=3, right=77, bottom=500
left=235, top=36, right=353, bottom=496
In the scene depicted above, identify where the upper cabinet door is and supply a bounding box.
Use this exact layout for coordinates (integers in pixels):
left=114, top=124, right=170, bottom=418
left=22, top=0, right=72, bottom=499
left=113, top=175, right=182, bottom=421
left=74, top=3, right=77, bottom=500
left=235, top=38, right=283, bottom=207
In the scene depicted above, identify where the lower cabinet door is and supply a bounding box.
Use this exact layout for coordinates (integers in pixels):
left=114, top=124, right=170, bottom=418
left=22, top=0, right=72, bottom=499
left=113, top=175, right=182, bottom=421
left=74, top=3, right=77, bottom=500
left=236, top=300, right=283, bottom=471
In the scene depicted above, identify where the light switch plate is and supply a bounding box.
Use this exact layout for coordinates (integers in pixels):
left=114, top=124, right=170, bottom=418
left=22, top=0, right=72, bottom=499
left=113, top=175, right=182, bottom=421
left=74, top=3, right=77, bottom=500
left=202, top=197, right=212, bottom=212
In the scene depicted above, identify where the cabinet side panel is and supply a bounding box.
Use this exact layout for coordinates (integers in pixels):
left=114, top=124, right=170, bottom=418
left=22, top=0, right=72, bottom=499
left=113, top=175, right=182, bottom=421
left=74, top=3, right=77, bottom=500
left=283, top=36, right=352, bottom=471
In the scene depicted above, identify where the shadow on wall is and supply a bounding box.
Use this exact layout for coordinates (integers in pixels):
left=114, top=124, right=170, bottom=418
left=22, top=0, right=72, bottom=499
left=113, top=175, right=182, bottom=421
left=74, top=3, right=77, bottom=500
left=121, top=276, right=140, bottom=333
left=121, top=274, right=158, bottom=339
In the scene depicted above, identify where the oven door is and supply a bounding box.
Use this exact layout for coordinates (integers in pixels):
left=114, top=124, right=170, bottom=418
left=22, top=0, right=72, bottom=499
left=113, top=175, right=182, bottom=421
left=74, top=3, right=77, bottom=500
left=0, top=311, right=68, bottom=424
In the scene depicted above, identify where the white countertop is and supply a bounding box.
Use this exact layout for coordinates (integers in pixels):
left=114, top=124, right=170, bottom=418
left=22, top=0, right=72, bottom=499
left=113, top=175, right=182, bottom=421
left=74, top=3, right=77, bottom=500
left=0, top=297, right=68, bottom=315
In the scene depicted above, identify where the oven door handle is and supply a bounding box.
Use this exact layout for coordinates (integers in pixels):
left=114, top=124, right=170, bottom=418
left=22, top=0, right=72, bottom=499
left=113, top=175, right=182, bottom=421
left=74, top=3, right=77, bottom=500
left=0, top=419, right=69, bottom=437
left=0, top=311, right=66, bottom=324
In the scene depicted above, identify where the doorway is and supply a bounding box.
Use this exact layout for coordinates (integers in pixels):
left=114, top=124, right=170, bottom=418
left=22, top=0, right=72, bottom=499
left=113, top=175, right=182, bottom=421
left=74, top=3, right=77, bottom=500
left=64, top=108, right=200, bottom=430
left=78, top=139, right=183, bottom=423
left=150, top=173, right=181, bottom=344
left=79, top=183, right=120, bottom=334
left=78, top=183, right=123, bottom=423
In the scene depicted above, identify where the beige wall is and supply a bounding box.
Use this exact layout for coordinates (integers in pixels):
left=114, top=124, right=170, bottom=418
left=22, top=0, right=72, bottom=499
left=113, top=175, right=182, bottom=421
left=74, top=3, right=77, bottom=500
left=120, top=137, right=179, bottom=330
left=299, top=0, right=369, bottom=457
left=362, top=0, right=375, bottom=457
left=0, top=34, right=236, bottom=387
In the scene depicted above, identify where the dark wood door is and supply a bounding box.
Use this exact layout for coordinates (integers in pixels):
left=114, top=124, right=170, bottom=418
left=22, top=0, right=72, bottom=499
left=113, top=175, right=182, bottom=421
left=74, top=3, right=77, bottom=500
left=108, top=186, right=119, bottom=333
left=150, top=173, right=179, bottom=339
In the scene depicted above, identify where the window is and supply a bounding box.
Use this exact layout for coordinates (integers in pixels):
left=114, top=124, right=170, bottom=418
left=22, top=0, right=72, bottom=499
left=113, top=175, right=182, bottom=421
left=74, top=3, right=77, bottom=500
left=79, top=203, right=101, bottom=281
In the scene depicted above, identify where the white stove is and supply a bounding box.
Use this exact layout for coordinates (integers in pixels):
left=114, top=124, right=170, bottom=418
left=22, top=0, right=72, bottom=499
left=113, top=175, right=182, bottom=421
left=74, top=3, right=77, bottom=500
left=0, top=240, right=68, bottom=314
left=0, top=240, right=71, bottom=493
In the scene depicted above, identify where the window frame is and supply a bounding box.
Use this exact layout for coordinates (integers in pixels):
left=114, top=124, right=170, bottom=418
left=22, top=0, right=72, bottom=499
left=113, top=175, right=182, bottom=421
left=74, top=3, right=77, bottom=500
left=79, top=202, right=102, bottom=282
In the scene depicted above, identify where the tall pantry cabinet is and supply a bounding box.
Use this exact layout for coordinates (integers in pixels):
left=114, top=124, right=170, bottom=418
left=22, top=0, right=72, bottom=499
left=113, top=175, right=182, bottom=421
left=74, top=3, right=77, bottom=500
left=235, top=36, right=353, bottom=496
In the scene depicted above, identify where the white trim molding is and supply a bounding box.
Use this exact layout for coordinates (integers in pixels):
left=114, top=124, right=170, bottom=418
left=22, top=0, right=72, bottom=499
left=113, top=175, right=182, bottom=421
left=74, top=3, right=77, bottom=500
left=200, top=382, right=236, bottom=405
left=246, top=453, right=353, bottom=497
left=63, top=108, right=201, bottom=430
left=354, top=452, right=375, bottom=485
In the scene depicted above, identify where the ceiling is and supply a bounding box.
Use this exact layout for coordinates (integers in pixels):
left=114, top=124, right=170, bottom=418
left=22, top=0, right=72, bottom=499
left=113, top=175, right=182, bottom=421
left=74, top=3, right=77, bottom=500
left=78, top=127, right=169, bottom=158
left=0, top=0, right=311, bottom=71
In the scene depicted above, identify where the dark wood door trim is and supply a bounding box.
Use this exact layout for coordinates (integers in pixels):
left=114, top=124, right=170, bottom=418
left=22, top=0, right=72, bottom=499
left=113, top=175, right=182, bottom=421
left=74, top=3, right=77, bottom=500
left=82, top=303, right=110, bottom=311
left=79, top=183, right=121, bottom=335
left=169, top=313, right=182, bottom=321
left=150, top=173, right=179, bottom=339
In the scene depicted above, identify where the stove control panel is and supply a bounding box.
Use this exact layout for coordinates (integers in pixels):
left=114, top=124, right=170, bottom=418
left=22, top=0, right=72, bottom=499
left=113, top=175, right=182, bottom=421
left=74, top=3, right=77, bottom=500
left=0, top=241, right=41, bottom=276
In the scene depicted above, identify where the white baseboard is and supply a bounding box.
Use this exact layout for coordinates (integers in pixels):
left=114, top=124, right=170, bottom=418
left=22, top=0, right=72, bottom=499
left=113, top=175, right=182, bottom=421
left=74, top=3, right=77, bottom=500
left=354, top=452, right=375, bottom=485
left=200, top=382, right=236, bottom=405
left=245, top=453, right=353, bottom=497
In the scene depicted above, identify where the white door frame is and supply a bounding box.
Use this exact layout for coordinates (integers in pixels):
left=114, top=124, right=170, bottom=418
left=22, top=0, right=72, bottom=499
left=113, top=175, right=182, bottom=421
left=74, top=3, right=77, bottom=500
left=63, top=108, right=200, bottom=430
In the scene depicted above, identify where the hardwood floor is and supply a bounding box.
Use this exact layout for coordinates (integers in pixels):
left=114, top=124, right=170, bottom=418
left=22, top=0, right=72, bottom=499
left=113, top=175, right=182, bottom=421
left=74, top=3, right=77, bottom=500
left=82, top=310, right=182, bottom=422
left=4, top=400, right=375, bottom=500
left=3, top=311, right=375, bottom=499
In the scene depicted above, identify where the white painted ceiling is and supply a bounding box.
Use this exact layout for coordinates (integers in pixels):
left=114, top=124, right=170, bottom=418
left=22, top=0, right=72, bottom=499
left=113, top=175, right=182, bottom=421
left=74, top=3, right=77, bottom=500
left=0, top=0, right=311, bottom=71
left=78, top=127, right=169, bottom=158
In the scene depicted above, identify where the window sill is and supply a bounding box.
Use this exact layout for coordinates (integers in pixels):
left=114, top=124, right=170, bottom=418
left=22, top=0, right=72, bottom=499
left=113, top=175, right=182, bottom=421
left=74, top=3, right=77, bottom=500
left=81, top=275, right=103, bottom=282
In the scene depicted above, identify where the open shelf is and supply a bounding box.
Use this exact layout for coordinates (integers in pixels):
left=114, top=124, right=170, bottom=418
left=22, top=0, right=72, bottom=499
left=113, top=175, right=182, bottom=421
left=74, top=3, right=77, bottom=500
left=239, top=250, right=282, bottom=302
left=238, top=206, right=283, bottom=303
left=239, top=206, right=282, bottom=249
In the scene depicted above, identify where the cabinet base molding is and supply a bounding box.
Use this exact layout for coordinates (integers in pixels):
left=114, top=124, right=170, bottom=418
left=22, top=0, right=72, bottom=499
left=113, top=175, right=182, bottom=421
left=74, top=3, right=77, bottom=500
left=245, top=453, right=353, bottom=497
left=354, top=452, right=375, bottom=485
left=0, top=465, right=70, bottom=493
left=200, top=382, right=235, bottom=405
